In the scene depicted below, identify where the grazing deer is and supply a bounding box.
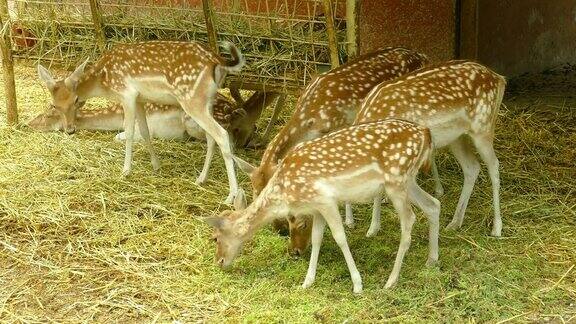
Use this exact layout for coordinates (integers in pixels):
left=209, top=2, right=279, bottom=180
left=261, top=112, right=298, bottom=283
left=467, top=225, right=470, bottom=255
left=37, top=41, right=245, bottom=203
left=206, top=119, right=440, bottom=293
left=233, top=47, right=429, bottom=248
left=355, top=60, right=506, bottom=237
left=226, top=89, right=281, bottom=148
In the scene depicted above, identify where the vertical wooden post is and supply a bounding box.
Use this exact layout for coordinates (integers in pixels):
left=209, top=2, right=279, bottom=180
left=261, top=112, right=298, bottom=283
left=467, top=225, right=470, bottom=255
left=322, top=0, right=340, bottom=68
left=345, top=0, right=358, bottom=59
left=202, top=0, right=219, bottom=54
left=0, top=0, right=18, bottom=125
left=458, top=0, right=479, bottom=59
left=89, top=0, right=106, bottom=51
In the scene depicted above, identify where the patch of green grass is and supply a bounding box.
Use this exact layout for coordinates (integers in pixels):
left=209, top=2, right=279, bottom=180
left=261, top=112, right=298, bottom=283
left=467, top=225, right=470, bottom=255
left=0, top=64, right=575, bottom=322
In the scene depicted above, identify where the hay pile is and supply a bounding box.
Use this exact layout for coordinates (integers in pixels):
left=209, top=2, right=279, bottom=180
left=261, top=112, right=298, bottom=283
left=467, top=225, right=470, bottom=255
left=0, top=63, right=575, bottom=322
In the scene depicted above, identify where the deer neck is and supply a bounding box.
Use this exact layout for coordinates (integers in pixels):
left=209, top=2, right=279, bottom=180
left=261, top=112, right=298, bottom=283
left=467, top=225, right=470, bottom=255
left=76, top=106, right=124, bottom=131
left=232, top=181, right=288, bottom=239
left=76, top=66, right=108, bottom=101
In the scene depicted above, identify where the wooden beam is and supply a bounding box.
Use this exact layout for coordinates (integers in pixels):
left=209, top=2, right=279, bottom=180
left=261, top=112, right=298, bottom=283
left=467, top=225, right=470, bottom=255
left=322, top=0, right=340, bottom=68
left=88, top=0, right=106, bottom=51
left=345, top=0, right=358, bottom=58
left=458, top=0, right=479, bottom=59
left=0, top=0, right=18, bottom=125
left=202, top=0, right=219, bottom=54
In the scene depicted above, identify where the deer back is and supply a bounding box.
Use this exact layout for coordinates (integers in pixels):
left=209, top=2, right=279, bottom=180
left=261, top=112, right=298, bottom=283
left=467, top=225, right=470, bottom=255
left=356, top=61, right=506, bottom=144
left=252, top=47, right=429, bottom=194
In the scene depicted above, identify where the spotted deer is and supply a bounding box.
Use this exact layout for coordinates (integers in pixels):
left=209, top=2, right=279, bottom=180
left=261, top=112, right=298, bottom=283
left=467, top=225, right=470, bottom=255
left=233, top=47, right=429, bottom=240
left=27, top=93, right=240, bottom=141
left=355, top=60, right=506, bottom=237
left=37, top=41, right=245, bottom=203
left=206, top=119, right=440, bottom=293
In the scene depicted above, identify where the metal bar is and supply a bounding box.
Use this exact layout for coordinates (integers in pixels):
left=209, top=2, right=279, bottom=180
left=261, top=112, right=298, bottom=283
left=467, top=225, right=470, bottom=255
left=322, top=0, right=339, bottom=68
left=345, top=0, right=358, bottom=58
left=0, top=0, right=18, bottom=125
left=202, top=0, right=219, bottom=54
left=88, top=0, right=106, bottom=51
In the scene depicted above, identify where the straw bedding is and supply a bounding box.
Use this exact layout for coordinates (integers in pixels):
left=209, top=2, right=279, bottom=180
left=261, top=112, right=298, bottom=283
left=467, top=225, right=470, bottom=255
left=0, top=63, right=575, bottom=322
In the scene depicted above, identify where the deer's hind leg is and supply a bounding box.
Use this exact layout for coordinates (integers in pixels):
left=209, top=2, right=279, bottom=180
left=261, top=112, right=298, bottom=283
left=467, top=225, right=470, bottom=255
left=178, top=69, right=239, bottom=204
left=407, top=178, right=440, bottom=266
left=384, top=184, right=416, bottom=289
left=135, top=100, right=160, bottom=171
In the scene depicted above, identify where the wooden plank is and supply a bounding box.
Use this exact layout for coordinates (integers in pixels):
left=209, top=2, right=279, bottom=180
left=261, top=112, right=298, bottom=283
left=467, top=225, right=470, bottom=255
left=0, top=0, right=18, bottom=125
left=345, top=0, right=358, bottom=58
left=88, top=0, right=106, bottom=51
left=322, top=0, right=340, bottom=68
left=202, top=0, right=219, bottom=54
left=458, top=0, right=479, bottom=59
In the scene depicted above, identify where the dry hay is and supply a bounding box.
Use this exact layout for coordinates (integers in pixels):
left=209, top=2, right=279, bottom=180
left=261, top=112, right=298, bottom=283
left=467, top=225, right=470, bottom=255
left=0, top=63, right=575, bottom=322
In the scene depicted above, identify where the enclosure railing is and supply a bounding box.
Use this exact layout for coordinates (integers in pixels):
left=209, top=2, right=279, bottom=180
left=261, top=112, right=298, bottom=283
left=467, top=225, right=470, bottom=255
left=0, top=0, right=359, bottom=125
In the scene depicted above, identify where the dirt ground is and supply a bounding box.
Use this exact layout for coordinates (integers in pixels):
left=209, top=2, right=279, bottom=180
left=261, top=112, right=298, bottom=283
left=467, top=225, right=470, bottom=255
left=0, top=62, right=575, bottom=322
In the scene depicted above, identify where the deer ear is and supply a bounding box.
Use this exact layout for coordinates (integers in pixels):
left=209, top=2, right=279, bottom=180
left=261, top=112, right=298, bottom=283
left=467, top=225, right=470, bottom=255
left=37, top=64, right=56, bottom=91
left=204, top=216, right=224, bottom=229
left=233, top=188, right=247, bottom=211
left=65, top=58, right=89, bottom=90
left=233, top=155, right=256, bottom=174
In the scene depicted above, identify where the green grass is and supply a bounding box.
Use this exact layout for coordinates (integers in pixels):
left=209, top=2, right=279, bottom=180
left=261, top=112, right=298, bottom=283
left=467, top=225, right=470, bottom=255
left=0, top=63, right=575, bottom=322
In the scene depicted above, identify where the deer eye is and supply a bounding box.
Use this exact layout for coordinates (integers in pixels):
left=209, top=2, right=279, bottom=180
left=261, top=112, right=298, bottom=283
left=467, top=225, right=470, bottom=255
left=74, top=97, right=79, bottom=104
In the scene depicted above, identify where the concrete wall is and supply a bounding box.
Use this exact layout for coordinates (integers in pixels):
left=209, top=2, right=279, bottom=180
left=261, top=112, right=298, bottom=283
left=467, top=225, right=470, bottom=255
left=477, top=0, right=576, bottom=76
left=358, top=0, right=456, bottom=62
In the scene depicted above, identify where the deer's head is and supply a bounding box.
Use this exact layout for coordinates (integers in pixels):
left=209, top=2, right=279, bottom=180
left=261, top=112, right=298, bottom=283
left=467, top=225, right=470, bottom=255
left=37, top=60, right=89, bottom=134
left=287, top=215, right=312, bottom=256
left=205, top=189, right=248, bottom=269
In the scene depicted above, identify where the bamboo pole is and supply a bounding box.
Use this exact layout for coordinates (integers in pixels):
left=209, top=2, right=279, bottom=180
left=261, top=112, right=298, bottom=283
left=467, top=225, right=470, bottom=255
left=88, top=0, right=106, bottom=51
left=202, top=0, right=219, bottom=54
left=0, top=0, right=18, bottom=125
left=322, top=0, right=339, bottom=68
left=345, top=0, right=358, bottom=58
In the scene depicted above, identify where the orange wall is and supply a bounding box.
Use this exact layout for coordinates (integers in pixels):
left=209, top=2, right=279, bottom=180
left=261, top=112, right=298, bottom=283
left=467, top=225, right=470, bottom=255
left=358, top=0, right=456, bottom=62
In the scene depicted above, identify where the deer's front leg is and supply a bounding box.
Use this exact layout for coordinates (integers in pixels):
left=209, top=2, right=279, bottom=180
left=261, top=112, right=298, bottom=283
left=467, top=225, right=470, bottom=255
left=302, top=213, right=326, bottom=289
left=121, top=93, right=138, bottom=177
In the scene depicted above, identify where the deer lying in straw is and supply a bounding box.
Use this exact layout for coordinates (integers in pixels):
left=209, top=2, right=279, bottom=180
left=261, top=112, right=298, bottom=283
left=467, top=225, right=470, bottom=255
left=232, top=47, right=429, bottom=247
left=206, top=119, right=440, bottom=293
left=37, top=41, right=245, bottom=203
left=29, top=91, right=279, bottom=145
left=355, top=60, right=506, bottom=237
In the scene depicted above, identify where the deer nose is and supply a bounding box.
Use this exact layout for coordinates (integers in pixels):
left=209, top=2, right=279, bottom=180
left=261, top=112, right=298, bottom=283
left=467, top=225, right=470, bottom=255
left=217, top=258, right=225, bottom=268
left=65, top=127, right=76, bottom=135
left=290, top=248, right=303, bottom=257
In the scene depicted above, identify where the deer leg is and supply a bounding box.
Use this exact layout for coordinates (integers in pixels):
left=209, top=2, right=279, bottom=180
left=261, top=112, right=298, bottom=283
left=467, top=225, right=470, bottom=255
left=344, top=202, right=354, bottom=228
left=320, top=203, right=362, bottom=294
left=408, top=178, right=440, bottom=266
left=384, top=186, right=415, bottom=289
left=120, top=94, right=138, bottom=177
left=431, top=156, right=444, bottom=198
left=178, top=77, right=239, bottom=204
left=446, top=137, right=481, bottom=231
left=196, top=135, right=216, bottom=185
left=366, top=193, right=382, bottom=237
left=302, top=213, right=326, bottom=289
left=471, top=134, right=502, bottom=237
left=260, top=94, right=286, bottom=141
left=135, top=101, right=160, bottom=171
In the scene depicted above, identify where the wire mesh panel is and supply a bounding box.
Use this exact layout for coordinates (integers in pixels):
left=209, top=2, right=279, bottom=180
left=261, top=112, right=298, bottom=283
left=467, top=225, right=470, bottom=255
left=8, top=0, right=350, bottom=92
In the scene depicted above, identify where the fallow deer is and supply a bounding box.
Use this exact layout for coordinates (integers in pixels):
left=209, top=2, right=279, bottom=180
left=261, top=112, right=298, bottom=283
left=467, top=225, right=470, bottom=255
left=232, top=47, right=429, bottom=241
left=355, top=60, right=506, bottom=237
left=37, top=41, right=245, bottom=203
left=206, top=119, right=440, bottom=293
